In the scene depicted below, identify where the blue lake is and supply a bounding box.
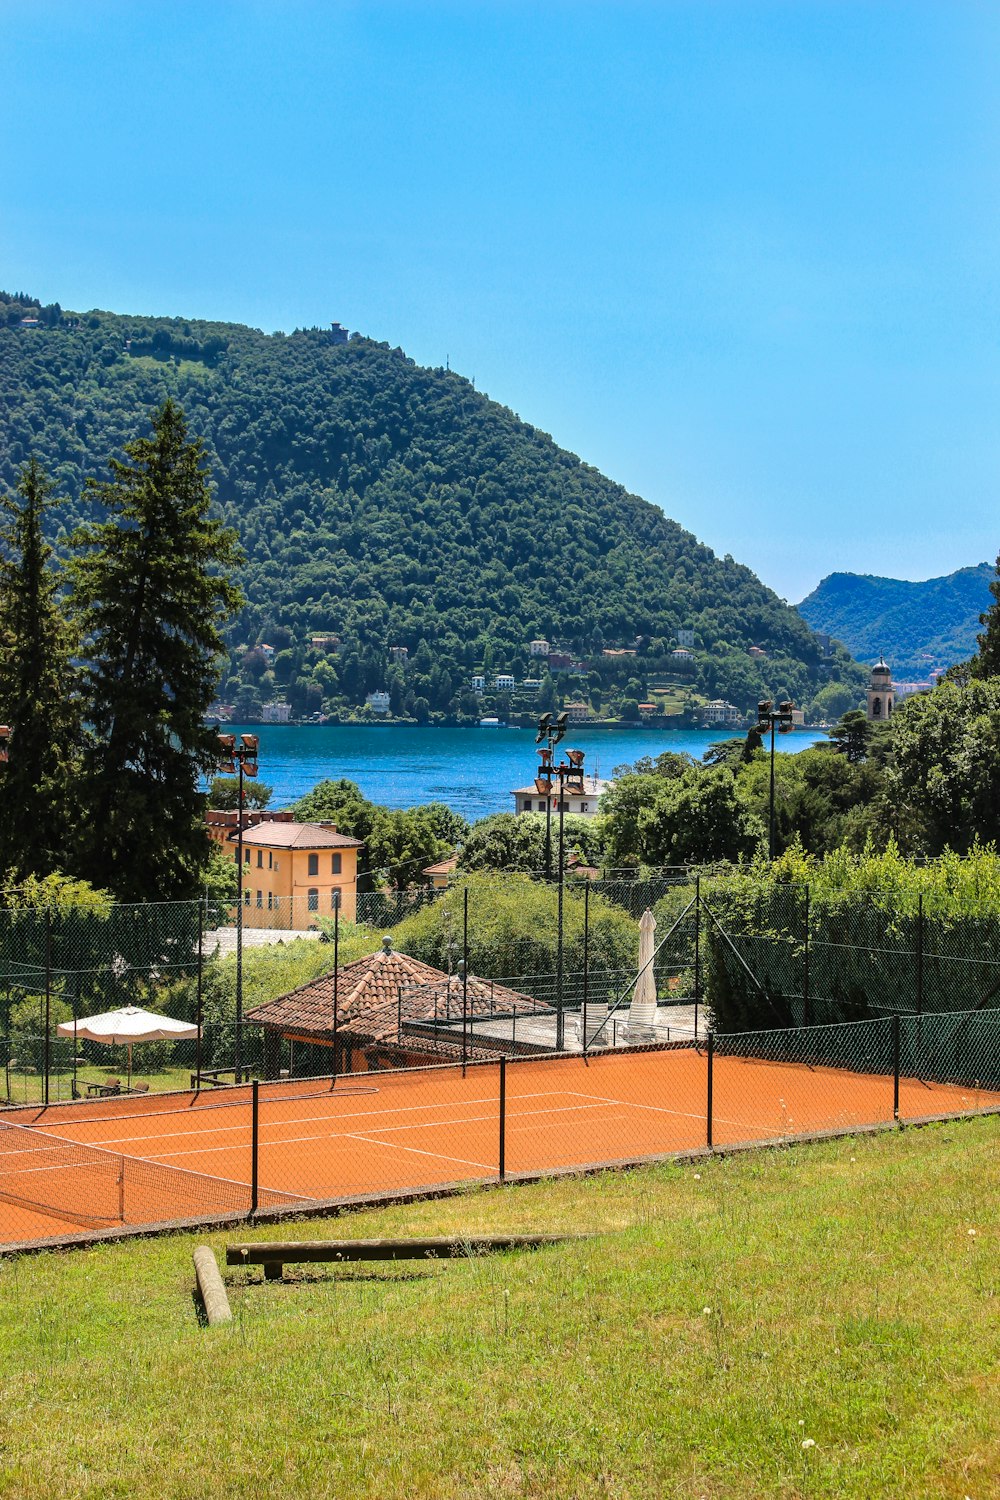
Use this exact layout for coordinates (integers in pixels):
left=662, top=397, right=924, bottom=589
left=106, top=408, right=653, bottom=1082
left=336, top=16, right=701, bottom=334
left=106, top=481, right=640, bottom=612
left=219, top=724, right=828, bottom=820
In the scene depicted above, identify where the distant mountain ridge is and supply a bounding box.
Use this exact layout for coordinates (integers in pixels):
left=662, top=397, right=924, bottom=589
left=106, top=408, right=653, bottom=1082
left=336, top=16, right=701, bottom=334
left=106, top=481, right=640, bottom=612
left=797, top=564, right=994, bottom=676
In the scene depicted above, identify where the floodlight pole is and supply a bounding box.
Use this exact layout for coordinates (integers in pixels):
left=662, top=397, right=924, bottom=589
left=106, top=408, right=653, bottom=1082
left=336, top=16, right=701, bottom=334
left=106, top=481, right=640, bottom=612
left=753, top=700, right=795, bottom=861
left=218, top=733, right=261, bottom=1083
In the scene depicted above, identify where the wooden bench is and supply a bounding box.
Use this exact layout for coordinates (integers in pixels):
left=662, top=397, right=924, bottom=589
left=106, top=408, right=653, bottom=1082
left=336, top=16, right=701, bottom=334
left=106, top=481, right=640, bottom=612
left=227, top=1235, right=581, bottom=1280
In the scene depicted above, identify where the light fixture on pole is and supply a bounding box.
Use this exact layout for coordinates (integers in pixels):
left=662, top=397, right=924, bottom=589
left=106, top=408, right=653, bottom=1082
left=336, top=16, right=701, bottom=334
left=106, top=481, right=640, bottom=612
left=535, top=711, right=568, bottom=880
left=534, top=719, right=585, bottom=1051
left=218, top=732, right=260, bottom=1081
left=753, top=699, right=795, bottom=860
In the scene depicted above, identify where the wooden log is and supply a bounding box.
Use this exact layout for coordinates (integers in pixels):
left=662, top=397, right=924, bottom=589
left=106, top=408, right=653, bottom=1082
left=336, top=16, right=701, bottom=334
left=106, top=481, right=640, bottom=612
left=193, top=1245, right=232, bottom=1325
left=227, top=1233, right=579, bottom=1271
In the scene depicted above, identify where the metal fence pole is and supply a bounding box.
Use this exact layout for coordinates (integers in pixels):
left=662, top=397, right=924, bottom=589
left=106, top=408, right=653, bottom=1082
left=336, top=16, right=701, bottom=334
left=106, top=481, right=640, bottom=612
left=803, top=884, right=810, bottom=1028
left=332, top=897, right=340, bottom=1083
left=251, top=1079, right=260, bottom=1213
left=892, top=1013, right=901, bottom=1121
left=195, top=899, right=204, bottom=1088
left=915, top=893, right=924, bottom=1017
left=44, top=910, right=51, bottom=1108
left=236, top=758, right=245, bottom=1084
left=693, top=875, right=701, bottom=1039
left=556, top=784, right=565, bottom=1051
left=462, top=886, right=469, bottom=1075
left=706, top=1031, right=714, bottom=1149
left=582, top=883, right=590, bottom=1057
left=499, top=1055, right=506, bottom=1181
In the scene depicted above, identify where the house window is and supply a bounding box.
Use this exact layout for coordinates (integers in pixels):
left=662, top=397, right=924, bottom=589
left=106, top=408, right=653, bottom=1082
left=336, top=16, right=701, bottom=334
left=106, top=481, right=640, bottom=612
left=308, top=888, right=319, bottom=912
left=331, top=887, right=342, bottom=909
left=267, top=892, right=273, bottom=910
left=256, top=890, right=263, bottom=908
left=243, top=889, right=250, bottom=905
left=244, top=849, right=251, bottom=864
left=308, top=853, right=319, bottom=876
left=268, top=851, right=273, bottom=869
left=581, top=802, right=589, bottom=813
left=331, top=853, right=342, bottom=875
left=537, top=800, right=545, bottom=811
left=257, top=850, right=263, bottom=868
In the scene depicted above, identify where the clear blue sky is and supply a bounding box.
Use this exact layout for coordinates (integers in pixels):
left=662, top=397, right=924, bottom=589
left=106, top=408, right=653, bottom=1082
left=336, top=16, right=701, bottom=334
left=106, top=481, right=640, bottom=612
left=2, top=1, right=998, bottom=601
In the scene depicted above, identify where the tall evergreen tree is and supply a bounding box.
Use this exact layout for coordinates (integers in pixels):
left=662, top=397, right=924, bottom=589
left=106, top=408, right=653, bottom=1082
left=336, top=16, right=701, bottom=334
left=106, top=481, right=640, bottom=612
left=976, top=551, right=1000, bottom=676
left=0, top=459, right=80, bottom=878
left=69, top=401, right=243, bottom=900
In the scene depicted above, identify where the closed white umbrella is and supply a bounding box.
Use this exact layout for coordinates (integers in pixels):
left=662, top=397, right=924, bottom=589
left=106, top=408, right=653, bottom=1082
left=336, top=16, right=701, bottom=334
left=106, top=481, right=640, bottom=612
left=628, top=909, right=658, bottom=1028
left=57, top=1005, right=198, bottom=1088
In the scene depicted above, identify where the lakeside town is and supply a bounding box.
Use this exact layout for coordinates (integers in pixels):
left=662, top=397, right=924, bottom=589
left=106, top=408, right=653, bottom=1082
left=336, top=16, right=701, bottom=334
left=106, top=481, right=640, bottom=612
left=211, top=632, right=941, bottom=730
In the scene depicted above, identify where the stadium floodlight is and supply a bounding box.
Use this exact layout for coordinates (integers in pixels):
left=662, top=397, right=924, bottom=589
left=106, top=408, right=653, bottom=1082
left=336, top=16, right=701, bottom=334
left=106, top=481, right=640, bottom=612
left=535, top=713, right=552, bottom=745
left=553, top=711, right=569, bottom=746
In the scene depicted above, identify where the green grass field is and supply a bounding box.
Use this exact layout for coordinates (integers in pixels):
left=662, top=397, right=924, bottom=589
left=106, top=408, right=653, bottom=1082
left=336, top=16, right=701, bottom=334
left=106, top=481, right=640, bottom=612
left=1, top=1119, right=998, bottom=1499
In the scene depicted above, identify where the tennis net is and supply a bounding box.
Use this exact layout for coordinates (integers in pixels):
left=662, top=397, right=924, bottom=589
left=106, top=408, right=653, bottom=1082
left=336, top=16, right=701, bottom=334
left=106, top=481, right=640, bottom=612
left=0, top=1118, right=305, bottom=1239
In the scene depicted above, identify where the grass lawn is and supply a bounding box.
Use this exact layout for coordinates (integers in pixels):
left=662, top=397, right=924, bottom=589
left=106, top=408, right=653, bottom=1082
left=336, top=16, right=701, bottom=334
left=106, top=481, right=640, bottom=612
left=1, top=1119, right=998, bottom=1499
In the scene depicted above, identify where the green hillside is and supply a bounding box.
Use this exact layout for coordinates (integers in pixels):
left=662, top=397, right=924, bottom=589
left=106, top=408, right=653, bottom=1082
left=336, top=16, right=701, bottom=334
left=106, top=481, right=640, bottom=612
left=797, top=564, right=993, bottom=678
left=0, top=290, right=864, bottom=721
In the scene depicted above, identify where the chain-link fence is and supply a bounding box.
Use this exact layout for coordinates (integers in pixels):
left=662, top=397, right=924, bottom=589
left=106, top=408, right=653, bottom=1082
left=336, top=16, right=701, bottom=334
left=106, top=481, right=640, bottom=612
left=5, top=876, right=1000, bottom=1110
left=4, top=1004, right=1000, bottom=1253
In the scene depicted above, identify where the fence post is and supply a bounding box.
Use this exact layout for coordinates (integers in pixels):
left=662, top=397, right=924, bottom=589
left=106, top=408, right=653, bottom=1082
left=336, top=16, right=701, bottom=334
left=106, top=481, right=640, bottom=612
left=582, top=883, right=590, bottom=1058
left=802, top=884, right=810, bottom=1028
left=195, top=899, right=204, bottom=1088
left=694, top=875, right=701, bottom=1039
left=915, top=893, right=924, bottom=1017
left=706, top=1032, right=714, bottom=1149
left=892, top=1013, right=901, bottom=1121
left=251, top=1079, right=260, bottom=1214
left=498, top=1055, right=506, bottom=1181
left=332, top=896, right=340, bottom=1083
left=44, top=909, right=52, bottom=1108
left=462, top=887, right=469, bottom=1075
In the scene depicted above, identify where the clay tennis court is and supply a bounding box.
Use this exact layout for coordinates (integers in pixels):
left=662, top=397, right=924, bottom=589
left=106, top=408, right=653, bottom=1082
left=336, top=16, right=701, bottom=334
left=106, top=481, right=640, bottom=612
left=2, top=1044, right=998, bottom=1248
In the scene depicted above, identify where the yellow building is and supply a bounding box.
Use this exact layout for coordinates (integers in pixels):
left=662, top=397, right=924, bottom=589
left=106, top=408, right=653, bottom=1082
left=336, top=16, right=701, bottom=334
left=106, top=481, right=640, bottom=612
left=222, top=819, right=362, bottom=928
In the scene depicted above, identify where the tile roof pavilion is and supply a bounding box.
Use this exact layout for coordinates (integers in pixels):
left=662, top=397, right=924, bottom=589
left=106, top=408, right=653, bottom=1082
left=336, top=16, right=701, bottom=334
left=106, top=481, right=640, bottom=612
left=246, top=939, right=548, bottom=1049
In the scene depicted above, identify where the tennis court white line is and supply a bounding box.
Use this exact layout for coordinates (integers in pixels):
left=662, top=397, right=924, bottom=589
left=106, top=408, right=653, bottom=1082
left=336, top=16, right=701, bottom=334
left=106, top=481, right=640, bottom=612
left=103, top=1093, right=701, bottom=1170
left=26, top=1088, right=568, bottom=1154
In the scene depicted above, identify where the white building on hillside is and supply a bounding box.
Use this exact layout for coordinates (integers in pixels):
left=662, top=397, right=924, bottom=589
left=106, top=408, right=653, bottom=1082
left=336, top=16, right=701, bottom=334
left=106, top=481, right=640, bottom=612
left=702, top=699, right=742, bottom=726
left=511, top=774, right=611, bottom=818
left=366, top=691, right=391, bottom=714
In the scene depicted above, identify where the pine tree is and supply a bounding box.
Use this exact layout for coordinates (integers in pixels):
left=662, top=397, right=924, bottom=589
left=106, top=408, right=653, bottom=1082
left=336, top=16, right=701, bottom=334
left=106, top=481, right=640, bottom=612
left=69, top=400, right=243, bottom=900
left=976, top=552, right=1000, bottom=676
left=0, top=459, right=80, bottom=878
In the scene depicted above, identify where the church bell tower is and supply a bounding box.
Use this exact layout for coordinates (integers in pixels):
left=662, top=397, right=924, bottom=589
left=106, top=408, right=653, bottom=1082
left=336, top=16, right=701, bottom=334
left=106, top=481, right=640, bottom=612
left=866, top=657, right=894, bottom=723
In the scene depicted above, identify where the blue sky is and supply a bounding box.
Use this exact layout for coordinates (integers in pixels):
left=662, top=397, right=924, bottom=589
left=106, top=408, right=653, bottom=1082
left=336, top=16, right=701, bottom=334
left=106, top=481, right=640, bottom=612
left=2, top=1, right=998, bottom=601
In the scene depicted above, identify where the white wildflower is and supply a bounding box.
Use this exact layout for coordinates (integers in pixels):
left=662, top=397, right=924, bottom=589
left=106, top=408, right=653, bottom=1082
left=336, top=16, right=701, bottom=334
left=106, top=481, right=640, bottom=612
left=801, top=1438, right=816, bottom=1450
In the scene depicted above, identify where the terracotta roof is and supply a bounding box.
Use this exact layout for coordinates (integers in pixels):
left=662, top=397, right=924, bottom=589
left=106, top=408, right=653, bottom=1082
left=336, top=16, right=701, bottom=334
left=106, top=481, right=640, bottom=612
left=422, top=856, right=458, bottom=876
left=246, top=944, right=548, bottom=1046
left=227, top=821, right=362, bottom=849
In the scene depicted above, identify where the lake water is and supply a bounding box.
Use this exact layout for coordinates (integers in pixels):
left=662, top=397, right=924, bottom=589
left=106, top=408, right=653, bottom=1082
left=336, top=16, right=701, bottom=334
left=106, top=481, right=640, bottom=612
left=220, top=724, right=828, bottom=820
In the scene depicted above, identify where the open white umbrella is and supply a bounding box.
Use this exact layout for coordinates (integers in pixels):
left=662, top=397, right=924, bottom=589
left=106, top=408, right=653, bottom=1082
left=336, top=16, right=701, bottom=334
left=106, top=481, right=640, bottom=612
left=628, top=908, right=658, bottom=1028
left=57, top=1005, right=198, bottom=1088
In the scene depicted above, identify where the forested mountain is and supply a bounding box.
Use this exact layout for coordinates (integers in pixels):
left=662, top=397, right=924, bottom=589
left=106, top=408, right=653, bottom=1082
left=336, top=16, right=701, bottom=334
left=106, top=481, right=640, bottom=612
left=797, top=565, right=993, bottom=678
left=0, top=294, right=864, bottom=720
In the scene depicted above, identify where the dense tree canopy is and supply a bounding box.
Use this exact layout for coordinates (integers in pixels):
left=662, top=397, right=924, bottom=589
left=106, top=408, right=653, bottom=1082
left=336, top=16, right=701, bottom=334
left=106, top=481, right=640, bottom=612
left=0, top=295, right=864, bottom=720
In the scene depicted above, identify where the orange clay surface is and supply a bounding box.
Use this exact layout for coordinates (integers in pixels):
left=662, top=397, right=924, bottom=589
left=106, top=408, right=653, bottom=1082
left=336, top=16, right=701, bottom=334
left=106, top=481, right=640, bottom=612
left=2, top=1047, right=998, bottom=1247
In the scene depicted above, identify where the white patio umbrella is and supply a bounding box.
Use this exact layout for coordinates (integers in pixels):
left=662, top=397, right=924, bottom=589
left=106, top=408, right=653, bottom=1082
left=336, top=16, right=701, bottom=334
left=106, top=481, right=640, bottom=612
left=57, top=1005, right=198, bottom=1088
left=628, top=908, right=658, bottom=1028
